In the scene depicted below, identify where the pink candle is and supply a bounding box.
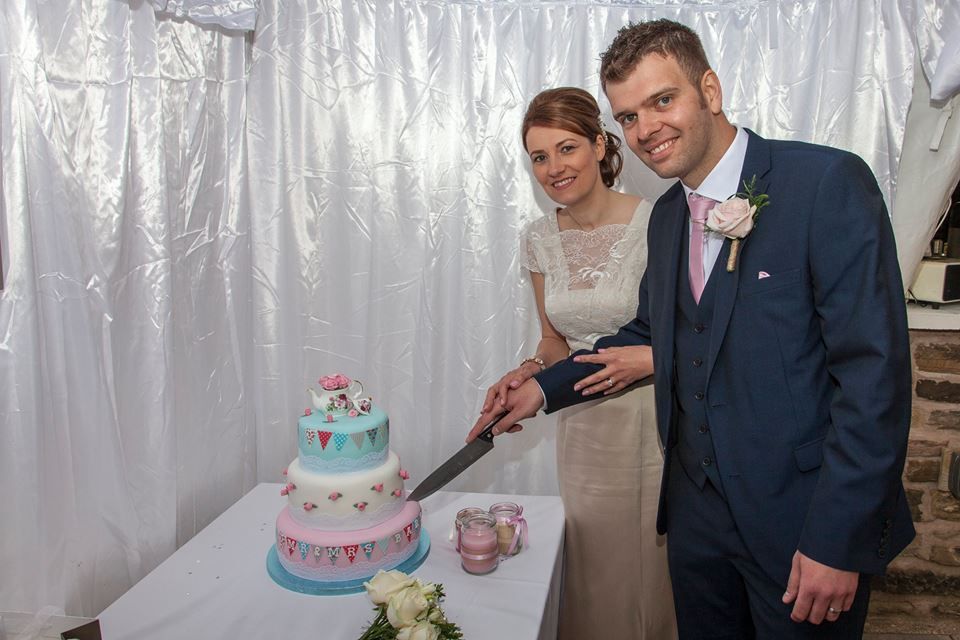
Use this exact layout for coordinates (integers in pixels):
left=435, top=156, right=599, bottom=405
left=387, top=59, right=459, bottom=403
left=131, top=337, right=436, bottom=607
left=454, top=507, right=487, bottom=552
left=459, top=513, right=499, bottom=575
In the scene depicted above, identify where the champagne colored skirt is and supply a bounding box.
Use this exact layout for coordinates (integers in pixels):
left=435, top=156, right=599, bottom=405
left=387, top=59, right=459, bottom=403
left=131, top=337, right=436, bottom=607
left=556, top=384, right=677, bottom=640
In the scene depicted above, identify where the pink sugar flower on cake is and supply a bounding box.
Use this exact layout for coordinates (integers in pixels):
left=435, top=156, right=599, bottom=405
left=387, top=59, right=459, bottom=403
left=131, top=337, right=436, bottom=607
left=328, top=492, right=342, bottom=501
left=279, top=482, right=296, bottom=496
left=282, top=467, right=288, bottom=476
left=304, top=407, right=311, bottom=416
left=392, top=489, right=402, bottom=497
left=303, top=502, right=316, bottom=511
left=348, top=409, right=359, bottom=418
left=319, top=374, right=352, bottom=391
left=353, top=502, right=368, bottom=511
left=398, top=469, right=410, bottom=480
left=371, top=483, right=384, bottom=492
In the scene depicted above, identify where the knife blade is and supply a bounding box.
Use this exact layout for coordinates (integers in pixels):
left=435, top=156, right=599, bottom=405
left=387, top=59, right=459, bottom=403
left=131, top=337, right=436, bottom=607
left=406, top=415, right=503, bottom=502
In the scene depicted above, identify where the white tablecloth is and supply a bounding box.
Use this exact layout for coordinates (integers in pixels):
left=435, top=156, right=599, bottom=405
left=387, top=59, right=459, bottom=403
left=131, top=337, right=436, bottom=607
left=98, top=484, right=564, bottom=640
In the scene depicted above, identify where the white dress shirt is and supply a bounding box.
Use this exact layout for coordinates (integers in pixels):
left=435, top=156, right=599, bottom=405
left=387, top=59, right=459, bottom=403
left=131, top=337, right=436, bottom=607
left=681, top=126, right=750, bottom=288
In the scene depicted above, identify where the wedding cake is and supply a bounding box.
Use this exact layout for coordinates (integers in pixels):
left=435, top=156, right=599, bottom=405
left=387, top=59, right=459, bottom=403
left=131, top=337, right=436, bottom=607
left=271, top=374, right=426, bottom=588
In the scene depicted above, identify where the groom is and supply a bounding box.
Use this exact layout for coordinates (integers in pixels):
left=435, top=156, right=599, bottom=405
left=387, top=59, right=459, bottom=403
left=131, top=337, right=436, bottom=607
left=470, top=19, right=914, bottom=638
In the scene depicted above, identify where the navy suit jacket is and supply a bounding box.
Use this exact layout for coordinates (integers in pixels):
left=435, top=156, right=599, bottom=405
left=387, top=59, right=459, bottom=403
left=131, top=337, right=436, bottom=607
left=536, top=131, right=915, bottom=582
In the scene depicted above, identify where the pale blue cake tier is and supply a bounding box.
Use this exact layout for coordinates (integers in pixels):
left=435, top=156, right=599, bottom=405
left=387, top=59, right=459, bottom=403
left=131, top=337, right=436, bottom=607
left=297, top=407, right=389, bottom=472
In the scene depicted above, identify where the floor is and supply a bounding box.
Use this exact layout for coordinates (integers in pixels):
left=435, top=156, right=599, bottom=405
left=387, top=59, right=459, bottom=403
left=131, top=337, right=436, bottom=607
left=864, top=636, right=960, bottom=639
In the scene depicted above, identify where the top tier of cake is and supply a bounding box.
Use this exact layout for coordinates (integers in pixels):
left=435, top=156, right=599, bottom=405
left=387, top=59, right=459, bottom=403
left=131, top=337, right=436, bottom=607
left=298, top=408, right=389, bottom=472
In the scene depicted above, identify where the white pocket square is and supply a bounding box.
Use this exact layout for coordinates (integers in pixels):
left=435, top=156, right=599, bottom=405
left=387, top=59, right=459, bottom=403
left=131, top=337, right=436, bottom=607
left=758, top=271, right=770, bottom=280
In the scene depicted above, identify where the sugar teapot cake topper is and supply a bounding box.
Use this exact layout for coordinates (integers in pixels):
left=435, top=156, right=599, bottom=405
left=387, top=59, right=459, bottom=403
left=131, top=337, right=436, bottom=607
left=307, top=374, right=372, bottom=416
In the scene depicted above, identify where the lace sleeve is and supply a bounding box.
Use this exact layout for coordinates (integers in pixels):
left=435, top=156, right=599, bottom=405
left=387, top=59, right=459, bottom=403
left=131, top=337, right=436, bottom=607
left=519, top=219, right=544, bottom=273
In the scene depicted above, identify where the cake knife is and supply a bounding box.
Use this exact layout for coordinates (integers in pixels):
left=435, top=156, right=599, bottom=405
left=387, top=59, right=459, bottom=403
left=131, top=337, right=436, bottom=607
left=406, top=414, right=503, bottom=502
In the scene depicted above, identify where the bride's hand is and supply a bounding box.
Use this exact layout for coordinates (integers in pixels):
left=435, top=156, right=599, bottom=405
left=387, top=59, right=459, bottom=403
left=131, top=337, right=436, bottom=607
left=572, top=346, right=653, bottom=396
left=480, top=362, right=543, bottom=413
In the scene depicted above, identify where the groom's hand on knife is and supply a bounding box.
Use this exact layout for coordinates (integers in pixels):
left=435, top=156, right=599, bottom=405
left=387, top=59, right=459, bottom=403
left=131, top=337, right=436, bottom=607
left=782, top=550, right=858, bottom=625
left=467, top=379, right=544, bottom=442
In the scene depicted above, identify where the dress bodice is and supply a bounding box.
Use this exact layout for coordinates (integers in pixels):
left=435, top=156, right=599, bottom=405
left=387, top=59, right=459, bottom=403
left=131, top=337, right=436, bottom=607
left=521, top=200, right=652, bottom=352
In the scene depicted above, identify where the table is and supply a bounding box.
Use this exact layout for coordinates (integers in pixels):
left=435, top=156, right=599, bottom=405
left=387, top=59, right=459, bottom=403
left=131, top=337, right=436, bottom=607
left=0, top=611, right=95, bottom=639
left=98, top=484, right=564, bottom=639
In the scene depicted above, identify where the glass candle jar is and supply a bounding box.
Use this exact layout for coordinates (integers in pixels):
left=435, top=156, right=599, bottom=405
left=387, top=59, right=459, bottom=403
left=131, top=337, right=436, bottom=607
left=454, top=507, right=487, bottom=552
left=489, top=501, right=525, bottom=556
left=459, top=512, right=499, bottom=575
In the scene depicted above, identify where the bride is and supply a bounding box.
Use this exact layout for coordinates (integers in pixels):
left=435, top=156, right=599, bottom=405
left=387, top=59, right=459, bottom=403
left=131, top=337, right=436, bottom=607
left=477, top=87, right=676, bottom=640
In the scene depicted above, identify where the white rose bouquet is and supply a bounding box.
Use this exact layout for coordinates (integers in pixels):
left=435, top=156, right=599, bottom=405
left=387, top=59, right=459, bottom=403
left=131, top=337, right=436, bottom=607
left=358, top=570, right=463, bottom=640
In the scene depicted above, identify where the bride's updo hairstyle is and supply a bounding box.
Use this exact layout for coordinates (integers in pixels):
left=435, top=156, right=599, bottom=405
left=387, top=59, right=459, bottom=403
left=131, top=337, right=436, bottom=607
left=521, top=87, right=624, bottom=188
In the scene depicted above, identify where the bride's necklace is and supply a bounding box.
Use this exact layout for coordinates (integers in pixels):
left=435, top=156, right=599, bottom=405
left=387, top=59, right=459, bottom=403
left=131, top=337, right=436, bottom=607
left=564, top=209, right=599, bottom=231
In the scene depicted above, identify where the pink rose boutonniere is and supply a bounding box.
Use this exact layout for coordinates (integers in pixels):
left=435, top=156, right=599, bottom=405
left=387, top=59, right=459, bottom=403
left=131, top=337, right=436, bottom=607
left=705, top=175, right=770, bottom=272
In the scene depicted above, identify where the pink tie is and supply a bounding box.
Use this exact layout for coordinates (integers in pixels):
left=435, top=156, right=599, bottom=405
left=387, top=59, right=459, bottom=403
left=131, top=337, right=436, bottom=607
left=687, top=193, right=715, bottom=304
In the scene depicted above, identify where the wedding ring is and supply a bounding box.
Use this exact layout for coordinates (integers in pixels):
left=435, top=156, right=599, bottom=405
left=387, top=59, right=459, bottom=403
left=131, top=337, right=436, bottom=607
left=827, top=607, right=840, bottom=614
left=606, top=378, right=614, bottom=387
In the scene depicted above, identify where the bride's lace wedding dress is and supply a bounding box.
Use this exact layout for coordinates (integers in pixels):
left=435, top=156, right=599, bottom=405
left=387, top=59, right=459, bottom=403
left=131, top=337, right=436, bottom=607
left=522, top=199, right=676, bottom=640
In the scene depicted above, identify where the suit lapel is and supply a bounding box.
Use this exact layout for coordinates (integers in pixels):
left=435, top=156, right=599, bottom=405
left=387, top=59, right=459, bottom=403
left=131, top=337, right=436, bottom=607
left=705, top=131, right=772, bottom=388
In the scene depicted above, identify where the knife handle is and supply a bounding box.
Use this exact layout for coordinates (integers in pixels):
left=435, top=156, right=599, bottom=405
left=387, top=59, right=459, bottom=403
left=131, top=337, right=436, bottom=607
left=475, top=414, right=504, bottom=443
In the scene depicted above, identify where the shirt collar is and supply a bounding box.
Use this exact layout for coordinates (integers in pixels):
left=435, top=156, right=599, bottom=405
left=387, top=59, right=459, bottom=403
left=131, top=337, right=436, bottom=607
left=681, top=126, right=750, bottom=203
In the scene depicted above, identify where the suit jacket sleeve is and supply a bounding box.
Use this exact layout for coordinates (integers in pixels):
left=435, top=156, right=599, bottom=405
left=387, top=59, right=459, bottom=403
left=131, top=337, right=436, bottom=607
left=796, top=152, right=912, bottom=572
left=533, top=270, right=653, bottom=414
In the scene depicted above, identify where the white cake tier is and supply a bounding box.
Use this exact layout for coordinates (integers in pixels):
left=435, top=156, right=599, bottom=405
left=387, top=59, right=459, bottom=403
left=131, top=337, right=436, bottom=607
left=284, top=451, right=405, bottom=530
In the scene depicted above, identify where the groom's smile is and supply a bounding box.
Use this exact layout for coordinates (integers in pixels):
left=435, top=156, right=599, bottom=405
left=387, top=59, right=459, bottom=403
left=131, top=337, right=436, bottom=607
left=606, top=52, right=731, bottom=188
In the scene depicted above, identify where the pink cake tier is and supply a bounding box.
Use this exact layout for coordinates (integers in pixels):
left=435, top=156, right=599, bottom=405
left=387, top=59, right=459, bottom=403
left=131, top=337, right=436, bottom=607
left=275, top=500, right=423, bottom=582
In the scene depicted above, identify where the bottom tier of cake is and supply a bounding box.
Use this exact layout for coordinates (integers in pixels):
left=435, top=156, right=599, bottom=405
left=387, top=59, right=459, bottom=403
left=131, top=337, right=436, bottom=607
left=274, top=500, right=423, bottom=582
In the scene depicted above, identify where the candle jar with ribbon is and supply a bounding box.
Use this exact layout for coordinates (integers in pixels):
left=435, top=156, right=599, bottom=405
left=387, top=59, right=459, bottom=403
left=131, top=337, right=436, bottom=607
left=489, top=501, right=527, bottom=557
left=454, top=507, right=488, bottom=553
left=459, top=512, right=500, bottom=575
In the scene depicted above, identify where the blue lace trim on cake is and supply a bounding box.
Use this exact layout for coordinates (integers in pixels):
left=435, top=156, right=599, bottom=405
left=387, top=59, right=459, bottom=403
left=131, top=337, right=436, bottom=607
left=299, top=449, right=387, bottom=472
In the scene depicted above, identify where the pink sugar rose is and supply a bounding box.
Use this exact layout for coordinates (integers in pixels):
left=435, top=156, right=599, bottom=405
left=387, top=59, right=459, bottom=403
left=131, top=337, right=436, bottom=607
left=319, top=374, right=352, bottom=391
left=371, top=483, right=384, bottom=492
left=348, top=409, right=359, bottom=418
left=706, top=196, right=756, bottom=239
left=399, top=469, right=410, bottom=480
left=354, top=502, right=368, bottom=511
left=303, top=502, right=315, bottom=511
left=304, top=407, right=311, bottom=416
left=328, top=491, right=342, bottom=501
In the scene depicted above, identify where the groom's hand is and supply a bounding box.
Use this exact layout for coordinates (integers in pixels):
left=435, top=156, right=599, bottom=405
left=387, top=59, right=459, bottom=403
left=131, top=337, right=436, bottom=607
left=782, top=550, right=859, bottom=624
left=467, top=379, right=544, bottom=442
left=572, top=345, right=653, bottom=396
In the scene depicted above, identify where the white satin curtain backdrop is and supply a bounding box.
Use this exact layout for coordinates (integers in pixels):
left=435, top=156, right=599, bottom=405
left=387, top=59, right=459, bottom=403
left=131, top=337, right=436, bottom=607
left=0, top=1, right=252, bottom=616
left=0, top=0, right=953, bottom=618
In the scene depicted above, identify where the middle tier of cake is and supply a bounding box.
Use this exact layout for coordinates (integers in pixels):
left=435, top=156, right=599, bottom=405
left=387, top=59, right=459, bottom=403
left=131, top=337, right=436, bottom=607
left=284, top=451, right=406, bottom=529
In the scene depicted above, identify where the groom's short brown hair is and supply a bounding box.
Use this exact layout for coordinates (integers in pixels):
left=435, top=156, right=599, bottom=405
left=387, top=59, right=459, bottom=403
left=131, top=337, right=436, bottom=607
left=600, top=19, right=712, bottom=94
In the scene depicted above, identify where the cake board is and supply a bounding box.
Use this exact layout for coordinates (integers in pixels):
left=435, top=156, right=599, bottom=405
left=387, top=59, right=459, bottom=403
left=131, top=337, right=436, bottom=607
left=266, top=530, right=431, bottom=596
